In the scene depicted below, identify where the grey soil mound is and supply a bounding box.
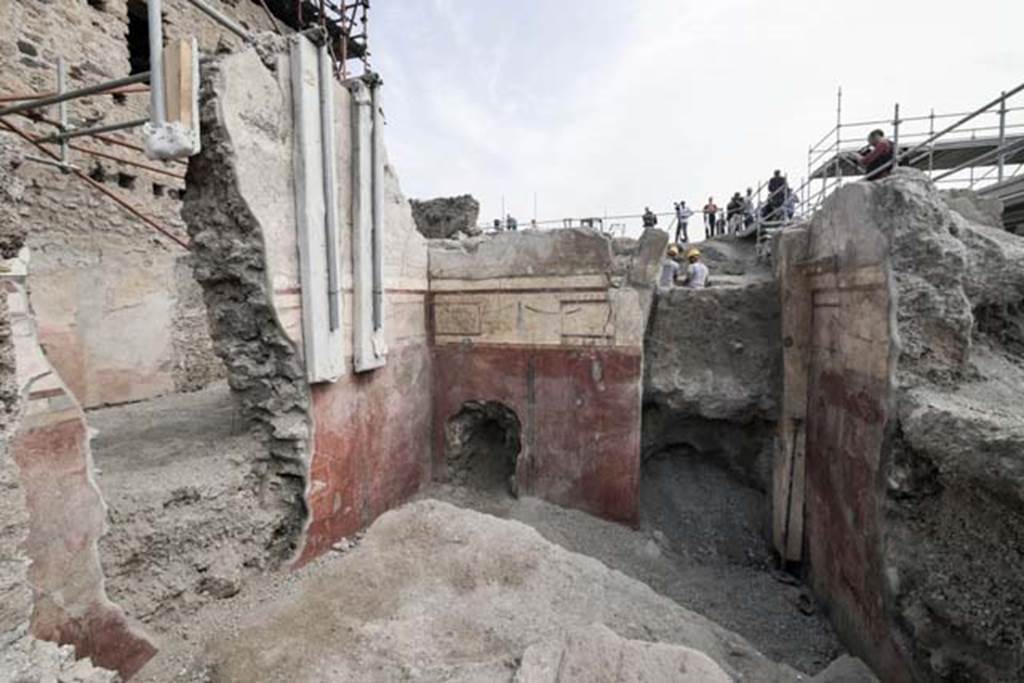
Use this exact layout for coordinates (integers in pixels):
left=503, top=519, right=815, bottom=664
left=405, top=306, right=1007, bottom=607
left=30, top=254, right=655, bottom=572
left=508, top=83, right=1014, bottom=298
left=152, top=499, right=800, bottom=682
left=430, top=478, right=841, bottom=675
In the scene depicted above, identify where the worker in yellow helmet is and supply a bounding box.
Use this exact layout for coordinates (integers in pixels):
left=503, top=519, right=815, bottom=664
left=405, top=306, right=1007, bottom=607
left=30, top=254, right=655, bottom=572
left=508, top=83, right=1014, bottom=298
left=659, top=244, right=681, bottom=291
left=680, top=247, right=709, bottom=289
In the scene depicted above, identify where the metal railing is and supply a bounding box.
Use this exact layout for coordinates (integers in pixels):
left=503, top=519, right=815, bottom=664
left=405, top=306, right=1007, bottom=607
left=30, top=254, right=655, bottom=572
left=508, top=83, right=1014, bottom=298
left=733, top=81, right=1024, bottom=259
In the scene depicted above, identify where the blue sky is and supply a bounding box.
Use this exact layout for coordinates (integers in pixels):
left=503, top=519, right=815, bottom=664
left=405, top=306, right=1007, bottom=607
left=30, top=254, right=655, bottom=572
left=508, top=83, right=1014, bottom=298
left=373, top=0, right=1024, bottom=236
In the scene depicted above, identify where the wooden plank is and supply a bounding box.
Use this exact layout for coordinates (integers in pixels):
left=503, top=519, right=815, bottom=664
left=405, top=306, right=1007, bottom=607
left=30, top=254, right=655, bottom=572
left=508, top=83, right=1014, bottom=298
left=773, top=418, right=806, bottom=561
left=163, top=39, right=195, bottom=128
left=785, top=422, right=806, bottom=561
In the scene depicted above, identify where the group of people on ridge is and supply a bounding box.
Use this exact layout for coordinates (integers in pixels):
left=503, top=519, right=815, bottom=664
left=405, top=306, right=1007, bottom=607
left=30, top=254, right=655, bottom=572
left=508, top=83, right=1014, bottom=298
left=658, top=172, right=799, bottom=245
left=647, top=128, right=899, bottom=294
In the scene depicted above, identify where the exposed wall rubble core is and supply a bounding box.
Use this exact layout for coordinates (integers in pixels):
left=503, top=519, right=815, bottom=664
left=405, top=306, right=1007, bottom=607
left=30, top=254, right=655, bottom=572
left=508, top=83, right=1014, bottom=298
left=410, top=194, right=481, bottom=239
left=183, top=49, right=312, bottom=562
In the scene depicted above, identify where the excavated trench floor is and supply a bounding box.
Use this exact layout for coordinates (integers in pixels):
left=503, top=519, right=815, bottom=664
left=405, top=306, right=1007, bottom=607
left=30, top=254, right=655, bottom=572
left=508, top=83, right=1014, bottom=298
left=89, top=383, right=278, bottom=637
left=87, top=388, right=839, bottom=678
left=427, top=454, right=841, bottom=675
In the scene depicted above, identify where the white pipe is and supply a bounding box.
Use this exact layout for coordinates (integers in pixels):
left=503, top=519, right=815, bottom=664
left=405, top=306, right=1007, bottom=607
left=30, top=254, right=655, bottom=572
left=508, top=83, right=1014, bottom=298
left=147, top=0, right=165, bottom=126
left=318, top=43, right=340, bottom=331
left=370, top=80, right=384, bottom=331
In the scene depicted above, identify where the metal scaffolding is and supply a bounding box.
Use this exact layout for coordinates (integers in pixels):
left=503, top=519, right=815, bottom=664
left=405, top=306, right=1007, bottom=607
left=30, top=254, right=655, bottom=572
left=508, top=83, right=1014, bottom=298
left=0, top=0, right=290, bottom=249
left=734, top=81, right=1024, bottom=259
left=261, top=0, right=371, bottom=78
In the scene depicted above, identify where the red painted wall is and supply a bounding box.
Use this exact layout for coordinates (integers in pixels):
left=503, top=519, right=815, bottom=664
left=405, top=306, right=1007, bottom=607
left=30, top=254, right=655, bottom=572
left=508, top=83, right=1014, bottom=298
left=805, top=367, right=911, bottom=680
left=14, top=416, right=156, bottom=678
left=297, top=344, right=433, bottom=564
left=432, top=343, right=643, bottom=524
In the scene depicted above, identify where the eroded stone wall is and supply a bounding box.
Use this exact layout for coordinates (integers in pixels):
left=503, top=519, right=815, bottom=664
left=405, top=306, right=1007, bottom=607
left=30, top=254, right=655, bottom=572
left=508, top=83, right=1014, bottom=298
left=0, top=138, right=144, bottom=679
left=0, top=138, right=30, bottom=652
left=410, top=194, right=481, bottom=239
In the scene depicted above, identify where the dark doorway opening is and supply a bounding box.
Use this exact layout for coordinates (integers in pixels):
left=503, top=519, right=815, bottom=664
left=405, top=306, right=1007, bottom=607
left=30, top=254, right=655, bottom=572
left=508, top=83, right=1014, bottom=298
left=444, top=401, right=521, bottom=495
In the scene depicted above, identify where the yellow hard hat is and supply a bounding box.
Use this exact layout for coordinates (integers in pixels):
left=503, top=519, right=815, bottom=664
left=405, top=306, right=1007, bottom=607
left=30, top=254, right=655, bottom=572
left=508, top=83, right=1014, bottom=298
left=667, top=245, right=680, bottom=256
left=686, top=248, right=701, bottom=259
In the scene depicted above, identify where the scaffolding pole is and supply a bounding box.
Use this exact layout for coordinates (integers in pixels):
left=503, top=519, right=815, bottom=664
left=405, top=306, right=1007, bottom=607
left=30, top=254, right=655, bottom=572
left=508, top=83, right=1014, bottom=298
left=184, top=0, right=255, bottom=43
left=56, top=57, right=69, bottom=169
left=36, top=117, right=149, bottom=144
left=0, top=72, right=150, bottom=119
left=0, top=118, right=188, bottom=249
left=998, top=91, right=1007, bottom=182
left=892, top=102, right=901, bottom=168
left=148, top=0, right=166, bottom=126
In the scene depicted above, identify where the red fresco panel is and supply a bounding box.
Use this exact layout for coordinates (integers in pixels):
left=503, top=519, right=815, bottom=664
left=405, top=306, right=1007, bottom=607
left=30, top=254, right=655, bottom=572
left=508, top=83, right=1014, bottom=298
left=804, top=365, right=912, bottom=679
left=432, top=343, right=643, bottom=524
left=13, top=417, right=156, bottom=678
left=296, top=344, right=433, bottom=565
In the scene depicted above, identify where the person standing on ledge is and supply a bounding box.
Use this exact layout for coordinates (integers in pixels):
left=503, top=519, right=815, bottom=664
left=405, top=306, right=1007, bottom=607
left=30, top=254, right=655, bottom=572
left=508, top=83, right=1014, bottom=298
left=674, top=200, right=694, bottom=243
left=727, top=192, right=744, bottom=234
left=702, top=197, right=718, bottom=239
left=680, top=247, right=709, bottom=289
left=642, top=206, right=658, bottom=228
left=767, top=169, right=788, bottom=220
left=743, top=187, right=755, bottom=229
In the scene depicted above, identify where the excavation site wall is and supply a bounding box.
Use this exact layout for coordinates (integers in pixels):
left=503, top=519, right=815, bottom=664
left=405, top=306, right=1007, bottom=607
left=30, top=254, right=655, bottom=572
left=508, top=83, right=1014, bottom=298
left=429, top=229, right=665, bottom=523
left=0, top=1, right=288, bottom=408
left=775, top=189, right=900, bottom=677
left=183, top=40, right=432, bottom=566
left=0, top=140, right=150, bottom=679
left=644, top=241, right=781, bottom=493
left=777, top=170, right=1024, bottom=681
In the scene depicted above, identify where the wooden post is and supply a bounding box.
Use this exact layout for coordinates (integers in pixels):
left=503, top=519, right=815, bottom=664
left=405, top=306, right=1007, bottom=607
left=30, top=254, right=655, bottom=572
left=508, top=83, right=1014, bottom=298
left=772, top=229, right=813, bottom=563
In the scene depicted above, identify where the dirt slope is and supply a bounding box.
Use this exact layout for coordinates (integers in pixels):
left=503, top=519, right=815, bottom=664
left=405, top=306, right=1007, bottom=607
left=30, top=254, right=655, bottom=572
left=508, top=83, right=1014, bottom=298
left=145, top=500, right=807, bottom=682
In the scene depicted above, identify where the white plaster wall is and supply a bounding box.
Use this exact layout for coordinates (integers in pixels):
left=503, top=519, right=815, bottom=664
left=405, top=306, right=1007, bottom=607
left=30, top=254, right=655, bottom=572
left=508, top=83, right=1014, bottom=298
left=215, top=44, right=429, bottom=366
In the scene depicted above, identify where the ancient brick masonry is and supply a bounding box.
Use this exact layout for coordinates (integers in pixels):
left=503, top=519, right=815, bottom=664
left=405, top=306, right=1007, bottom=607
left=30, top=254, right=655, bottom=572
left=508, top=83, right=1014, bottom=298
left=0, top=0, right=288, bottom=408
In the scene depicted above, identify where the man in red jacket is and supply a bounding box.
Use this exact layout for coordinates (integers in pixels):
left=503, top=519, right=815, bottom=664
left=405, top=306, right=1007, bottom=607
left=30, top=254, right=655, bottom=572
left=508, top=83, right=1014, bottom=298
left=858, top=129, right=895, bottom=180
